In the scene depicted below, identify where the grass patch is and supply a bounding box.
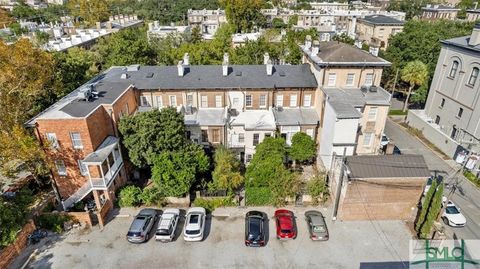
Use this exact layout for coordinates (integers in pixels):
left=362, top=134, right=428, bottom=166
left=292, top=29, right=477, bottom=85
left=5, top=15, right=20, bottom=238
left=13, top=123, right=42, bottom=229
left=389, top=109, right=408, bottom=116
left=463, top=170, right=480, bottom=188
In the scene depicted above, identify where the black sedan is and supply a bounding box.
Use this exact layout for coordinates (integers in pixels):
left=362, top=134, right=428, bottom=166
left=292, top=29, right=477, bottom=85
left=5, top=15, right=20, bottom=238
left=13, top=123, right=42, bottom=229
left=245, top=211, right=266, bottom=247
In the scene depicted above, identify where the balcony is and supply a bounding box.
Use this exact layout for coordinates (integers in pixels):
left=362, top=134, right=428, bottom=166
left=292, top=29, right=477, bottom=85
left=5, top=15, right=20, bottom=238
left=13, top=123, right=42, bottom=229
left=83, top=136, right=123, bottom=190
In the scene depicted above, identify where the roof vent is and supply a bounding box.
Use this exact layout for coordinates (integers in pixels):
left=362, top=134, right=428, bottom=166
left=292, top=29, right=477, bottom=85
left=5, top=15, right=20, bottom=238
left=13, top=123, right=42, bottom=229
left=126, top=64, right=140, bottom=71
left=361, top=85, right=369, bottom=93
left=120, top=73, right=129, bottom=79
left=369, top=85, right=378, bottom=92
left=146, top=72, right=154, bottom=78
left=235, top=71, right=242, bottom=76
left=77, top=85, right=97, bottom=101
left=279, top=70, right=286, bottom=77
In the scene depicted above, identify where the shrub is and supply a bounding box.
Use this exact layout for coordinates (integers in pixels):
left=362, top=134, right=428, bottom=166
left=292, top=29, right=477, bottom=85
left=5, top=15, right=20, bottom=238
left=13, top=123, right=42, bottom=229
left=37, top=214, right=71, bottom=233
left=307, top=173, right=329, bottom=205
left=463, top=170, right=480, bottom=187
left=192, top=197, right=235, bottom=213
left=139, top=187, right=165, bottom=207
left=118, top=185, right=142, bottom=207
left=245, top=187, right=273, bottom=206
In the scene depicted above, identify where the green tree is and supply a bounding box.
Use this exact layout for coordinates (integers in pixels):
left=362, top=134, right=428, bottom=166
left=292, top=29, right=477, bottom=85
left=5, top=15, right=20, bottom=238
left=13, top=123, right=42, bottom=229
left=118, top=108, right=186, bottom=167
left=96, top=28, right=156, bottom=68
left=118, top=185, right=142, bottom=207
left=67, top=0, right=109, bottom=26
left=289, top=132, right=316, bottom=164
left=307, top=173, right=329, bottom=205
left=415, top=179, right=437, bottom=233
left=151, top=143, right=209, bottom=197
left=457, top=0, right=475, bottom=19
left=220, top=0, right=266, bottom=33
left=245, top=136, right=286, bottom=187
left=210, top=146, right=244, bottom=194
left=410, top=84, right=428, bottom=107
left=272, top=18, right=286, bottom=29
left=420, top=183, right=444, bottom=238
left=190, top=26, right=203, bottom=43
left=401, top=60, right=428, bottom=112
left=9, top=22, right=27, bottom=36
left=332, top=33, right=355, bottom=45
left=11, top=0, right=36, bottom=20
left=387, top=0, right=432, bottom=20
left=287, top=15, right=298, bottom=28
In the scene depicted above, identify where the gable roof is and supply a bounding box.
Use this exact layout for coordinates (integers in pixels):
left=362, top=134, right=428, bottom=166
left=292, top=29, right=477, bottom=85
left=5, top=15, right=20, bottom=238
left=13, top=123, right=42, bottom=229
left=346, top=155, right=430, bottom=179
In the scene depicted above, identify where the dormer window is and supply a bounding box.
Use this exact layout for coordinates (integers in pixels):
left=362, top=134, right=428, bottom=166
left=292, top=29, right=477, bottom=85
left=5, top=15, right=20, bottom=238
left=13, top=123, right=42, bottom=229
left=449, top=61, right=459, bottom=78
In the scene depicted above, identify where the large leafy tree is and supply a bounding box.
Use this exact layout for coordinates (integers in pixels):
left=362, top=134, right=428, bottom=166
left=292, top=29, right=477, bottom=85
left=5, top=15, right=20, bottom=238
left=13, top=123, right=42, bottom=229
left=219, top=0, right=266, bottom=33
left=151, top=143, right=209, bottom=197
left=289, top=132, right=316, bottom=163
left=401, top=60, right=428, bottom=112
left=96, top=28, right=156, bottom=68
left=0, top=8, right=15, bottom=27
left=67, top=0, right=109, bottom=26
left=118, top=108, right=186, bottom=167
left=210, top=146, right=244, bottom=194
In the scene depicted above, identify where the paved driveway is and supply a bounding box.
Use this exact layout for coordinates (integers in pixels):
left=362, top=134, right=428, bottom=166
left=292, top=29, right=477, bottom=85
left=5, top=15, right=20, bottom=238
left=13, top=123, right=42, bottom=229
left=385, top=118, right=480, bottom=240
left=21, top=206, right=412, bottom=269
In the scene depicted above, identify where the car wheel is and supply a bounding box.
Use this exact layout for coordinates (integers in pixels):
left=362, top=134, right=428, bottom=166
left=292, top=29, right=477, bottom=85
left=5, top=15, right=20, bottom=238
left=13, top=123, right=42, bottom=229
left=443, top=217, right=449, bottom=225
left=145, top=234, right=149, bottom=241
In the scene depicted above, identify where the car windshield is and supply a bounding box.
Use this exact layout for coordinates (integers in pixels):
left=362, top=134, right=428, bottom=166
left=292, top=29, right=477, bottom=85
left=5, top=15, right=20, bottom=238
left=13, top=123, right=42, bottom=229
left=382, top=136, right=388, bottom=142
left=189, top=215, right=199, bottom=224
left=281, top=229, right=292, bottom=234
left=249, top=218, right=261, bottom=236
left=446, top=206, right=460, bottom=214
left=313, top=225, right=326, bottom=233
left=127, top=231, right=141, bottom=237
left=186, top=229, right=200, bottom=235
left=156, top=228, right=171, bottom=236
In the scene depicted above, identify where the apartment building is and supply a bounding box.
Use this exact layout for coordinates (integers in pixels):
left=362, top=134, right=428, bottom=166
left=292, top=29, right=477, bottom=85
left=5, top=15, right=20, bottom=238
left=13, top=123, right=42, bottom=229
left=356, top=14, right=404, bottom=49
left=187, top=9, right=227, bottom=38
left=407, top=25, right=480, bottom=165
left=147, top=22, right=191, bottom=40
left=421, top=4, right=460, bottom=21
left=300, top=39, right=391, bottom=169
left=27, top=54, right=319, bottom=211
left=309, top=2, right=349, bottom=12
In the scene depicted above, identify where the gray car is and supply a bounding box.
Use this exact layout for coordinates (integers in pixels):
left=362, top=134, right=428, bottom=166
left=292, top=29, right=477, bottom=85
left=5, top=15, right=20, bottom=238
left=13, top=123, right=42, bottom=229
left=305, top=210, right=329, bottom=241
left=126, top=208, right=158, bottom=243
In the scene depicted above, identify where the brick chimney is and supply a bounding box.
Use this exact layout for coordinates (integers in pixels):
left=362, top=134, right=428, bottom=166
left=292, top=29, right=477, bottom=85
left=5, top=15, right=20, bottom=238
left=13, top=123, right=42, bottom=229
left=469, top=23, right=480, bottom=46
left=222, top=53, right=229, bottom=76
left=266, top=59, right=273, bottom=76
left=177, top=61, right=184, bottom=77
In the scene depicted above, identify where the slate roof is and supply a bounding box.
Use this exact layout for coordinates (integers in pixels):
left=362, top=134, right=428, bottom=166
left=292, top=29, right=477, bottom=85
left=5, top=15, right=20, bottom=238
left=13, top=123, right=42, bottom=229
left=346, top=155, right=431, bottom=179
left=27, top=64, right=317, bottom=123
left=323, top=86, right=391, bottom=119
left=273, top=108, right=320, bottom=125
left=359, top=15, right=405, bottom=25
left=441, top=29, right=480, bottom=53
left=300, top=42, right=391, bottom=67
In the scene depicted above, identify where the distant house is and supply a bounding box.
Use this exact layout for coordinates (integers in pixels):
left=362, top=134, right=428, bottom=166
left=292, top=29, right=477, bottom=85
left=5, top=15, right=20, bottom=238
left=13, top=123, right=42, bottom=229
left=333, top=155, right=430, bottom=221
left=356, top=14, right=405, bottom=49
left=421, top=4, right=460, bottom=21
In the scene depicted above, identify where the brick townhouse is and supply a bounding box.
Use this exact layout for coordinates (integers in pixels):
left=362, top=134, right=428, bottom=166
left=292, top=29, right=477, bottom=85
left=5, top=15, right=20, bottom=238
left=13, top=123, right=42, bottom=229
left=26, top=53, right=319, bottom=210
left=300, top=39, right=392, bottom=169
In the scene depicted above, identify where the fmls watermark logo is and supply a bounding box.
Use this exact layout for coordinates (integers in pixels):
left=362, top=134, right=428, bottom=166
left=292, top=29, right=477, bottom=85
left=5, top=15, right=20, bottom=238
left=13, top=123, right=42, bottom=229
left=410, top=240, right=480, bottom=269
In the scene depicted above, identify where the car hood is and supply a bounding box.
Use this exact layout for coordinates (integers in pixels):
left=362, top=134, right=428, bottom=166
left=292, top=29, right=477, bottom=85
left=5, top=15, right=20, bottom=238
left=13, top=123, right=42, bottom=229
left=447, top=213, right=466, bottom=224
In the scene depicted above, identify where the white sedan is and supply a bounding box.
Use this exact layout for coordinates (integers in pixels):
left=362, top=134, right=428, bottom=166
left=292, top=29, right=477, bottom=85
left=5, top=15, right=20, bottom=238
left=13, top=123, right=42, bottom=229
left=442, top=201, right=466, bottom=227
left=183, top=207, right=206, bottom=242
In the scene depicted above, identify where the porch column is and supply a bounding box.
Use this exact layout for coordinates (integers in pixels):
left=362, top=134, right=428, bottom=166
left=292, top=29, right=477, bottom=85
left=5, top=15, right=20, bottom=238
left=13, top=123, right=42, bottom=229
left=106, top=156, right=112, bottom=183
left=99, top=164, right=106, bottom=187
left=92, top=190, right=102, bottom=211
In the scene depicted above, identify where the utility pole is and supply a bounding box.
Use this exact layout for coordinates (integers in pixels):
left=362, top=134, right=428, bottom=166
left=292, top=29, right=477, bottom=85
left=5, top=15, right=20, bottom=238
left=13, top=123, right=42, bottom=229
left=332, top=147, right=347, bottom=221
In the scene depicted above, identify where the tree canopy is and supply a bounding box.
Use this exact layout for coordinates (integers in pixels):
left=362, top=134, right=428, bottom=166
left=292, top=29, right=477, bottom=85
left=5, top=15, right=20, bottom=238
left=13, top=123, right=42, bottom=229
left=118, top=108, right=186, bottom=168
left=210, top=146, right=244, bottom=194
left=67, top=0, right=109, bottom=26
left=401, top=60, right=428, bottom=111
left=151, top=143, right=209, bottom=197
left=220, top=0, right=266, bottom=33
left=289, top=132, right=316, bottom=163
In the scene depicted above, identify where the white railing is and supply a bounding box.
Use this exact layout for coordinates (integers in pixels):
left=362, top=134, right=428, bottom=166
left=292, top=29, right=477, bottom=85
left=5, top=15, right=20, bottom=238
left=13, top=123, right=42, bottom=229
left=63, top=182, right=92, bottom=209
left=89, top=155, right=123, bottom=189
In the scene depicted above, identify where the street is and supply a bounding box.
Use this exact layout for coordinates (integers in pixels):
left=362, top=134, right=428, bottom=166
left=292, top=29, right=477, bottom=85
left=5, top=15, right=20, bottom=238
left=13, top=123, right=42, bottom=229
left=385, top=118, right=480, bottom=240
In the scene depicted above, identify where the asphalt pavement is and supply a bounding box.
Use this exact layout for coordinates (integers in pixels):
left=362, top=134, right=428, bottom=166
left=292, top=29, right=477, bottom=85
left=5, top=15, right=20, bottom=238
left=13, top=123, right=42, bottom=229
left=385, top=118, right=480, bottom=240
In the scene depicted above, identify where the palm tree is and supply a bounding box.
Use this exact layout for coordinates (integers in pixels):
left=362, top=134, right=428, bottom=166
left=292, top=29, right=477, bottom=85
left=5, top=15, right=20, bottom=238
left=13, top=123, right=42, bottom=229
left=401, top=60, right=429, bottom=112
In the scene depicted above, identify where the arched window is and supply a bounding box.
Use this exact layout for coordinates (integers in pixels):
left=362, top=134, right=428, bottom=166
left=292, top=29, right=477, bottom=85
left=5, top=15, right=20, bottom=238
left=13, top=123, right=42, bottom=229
left=468, top=67, right=479, bottom=86
left=449, top=60, right=459, bottom=78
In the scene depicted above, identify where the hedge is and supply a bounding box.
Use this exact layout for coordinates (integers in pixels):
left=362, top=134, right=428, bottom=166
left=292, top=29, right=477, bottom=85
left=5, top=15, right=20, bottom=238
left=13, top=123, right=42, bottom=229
left=192, top=197, right=235, bottom=213
left=245, top=187, right=273, bottom=206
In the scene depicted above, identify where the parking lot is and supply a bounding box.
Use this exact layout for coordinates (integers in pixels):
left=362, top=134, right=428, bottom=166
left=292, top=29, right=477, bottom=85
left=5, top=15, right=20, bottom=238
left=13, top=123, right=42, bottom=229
left=20, top=206, right=412, bottom=269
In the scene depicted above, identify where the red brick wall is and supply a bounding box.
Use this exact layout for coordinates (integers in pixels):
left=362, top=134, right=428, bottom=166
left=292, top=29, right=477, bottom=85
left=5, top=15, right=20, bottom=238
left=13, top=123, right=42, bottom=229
left=0, top=220, right=36, bottom=269
left=339, top=178, right=424, bottom=221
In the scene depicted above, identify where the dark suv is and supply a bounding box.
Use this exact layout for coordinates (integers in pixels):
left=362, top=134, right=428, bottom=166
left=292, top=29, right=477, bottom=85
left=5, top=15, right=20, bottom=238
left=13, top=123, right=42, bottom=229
left=126, top=208, right=158, bottom=243
left=245, top=211, right=265, bottom=247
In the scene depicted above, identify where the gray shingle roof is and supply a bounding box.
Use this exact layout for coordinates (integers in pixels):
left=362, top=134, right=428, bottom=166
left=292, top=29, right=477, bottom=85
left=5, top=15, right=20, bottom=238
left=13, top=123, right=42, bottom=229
left=323, top=87, right=391, bottom=119
left=28, top=64, right=318, bottom=122
left=346, top=155, right=431, bottom=179
left=360, top=15, right=405, bottom=25
left=441, top=34, right=480, bottom=53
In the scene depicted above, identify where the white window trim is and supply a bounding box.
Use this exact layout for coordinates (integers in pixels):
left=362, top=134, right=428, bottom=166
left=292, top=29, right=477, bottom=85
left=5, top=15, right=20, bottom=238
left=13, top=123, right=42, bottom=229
left=276, top=94, right=284, bottom=107
left=78, top=160, right=88, bottom=176
left=201, top=95, right=208, bottom=108
left=363, top=133, right=373, bottom=146
left=169, top=95, right=177, bottom=107
left=303, top=94, right=312, bottom=107
left=365, top=73, right=374, bottom=86
left=187, top=94, right=194, bottom=106
left=140, top=96, right=149, bottom=107
left=346, top=73, right=355, bottom=86
left=367, top=107, right=378, bottom=121
left=156, top=96, right=163, bottom=108
left=259, top=94, right=267, bottom=108
left=328, top=73, right=336, bottom=87
left=70, top=132, right=83, bottom=149
left=55, top=160, right=67, bottom=176
left=45, top=133, right=59, bottom=149
left=245, top=95, right=253, bottom=107
left=290, top=94, right=297, bottom=107
left=215, top=95, right=222, bottom=108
